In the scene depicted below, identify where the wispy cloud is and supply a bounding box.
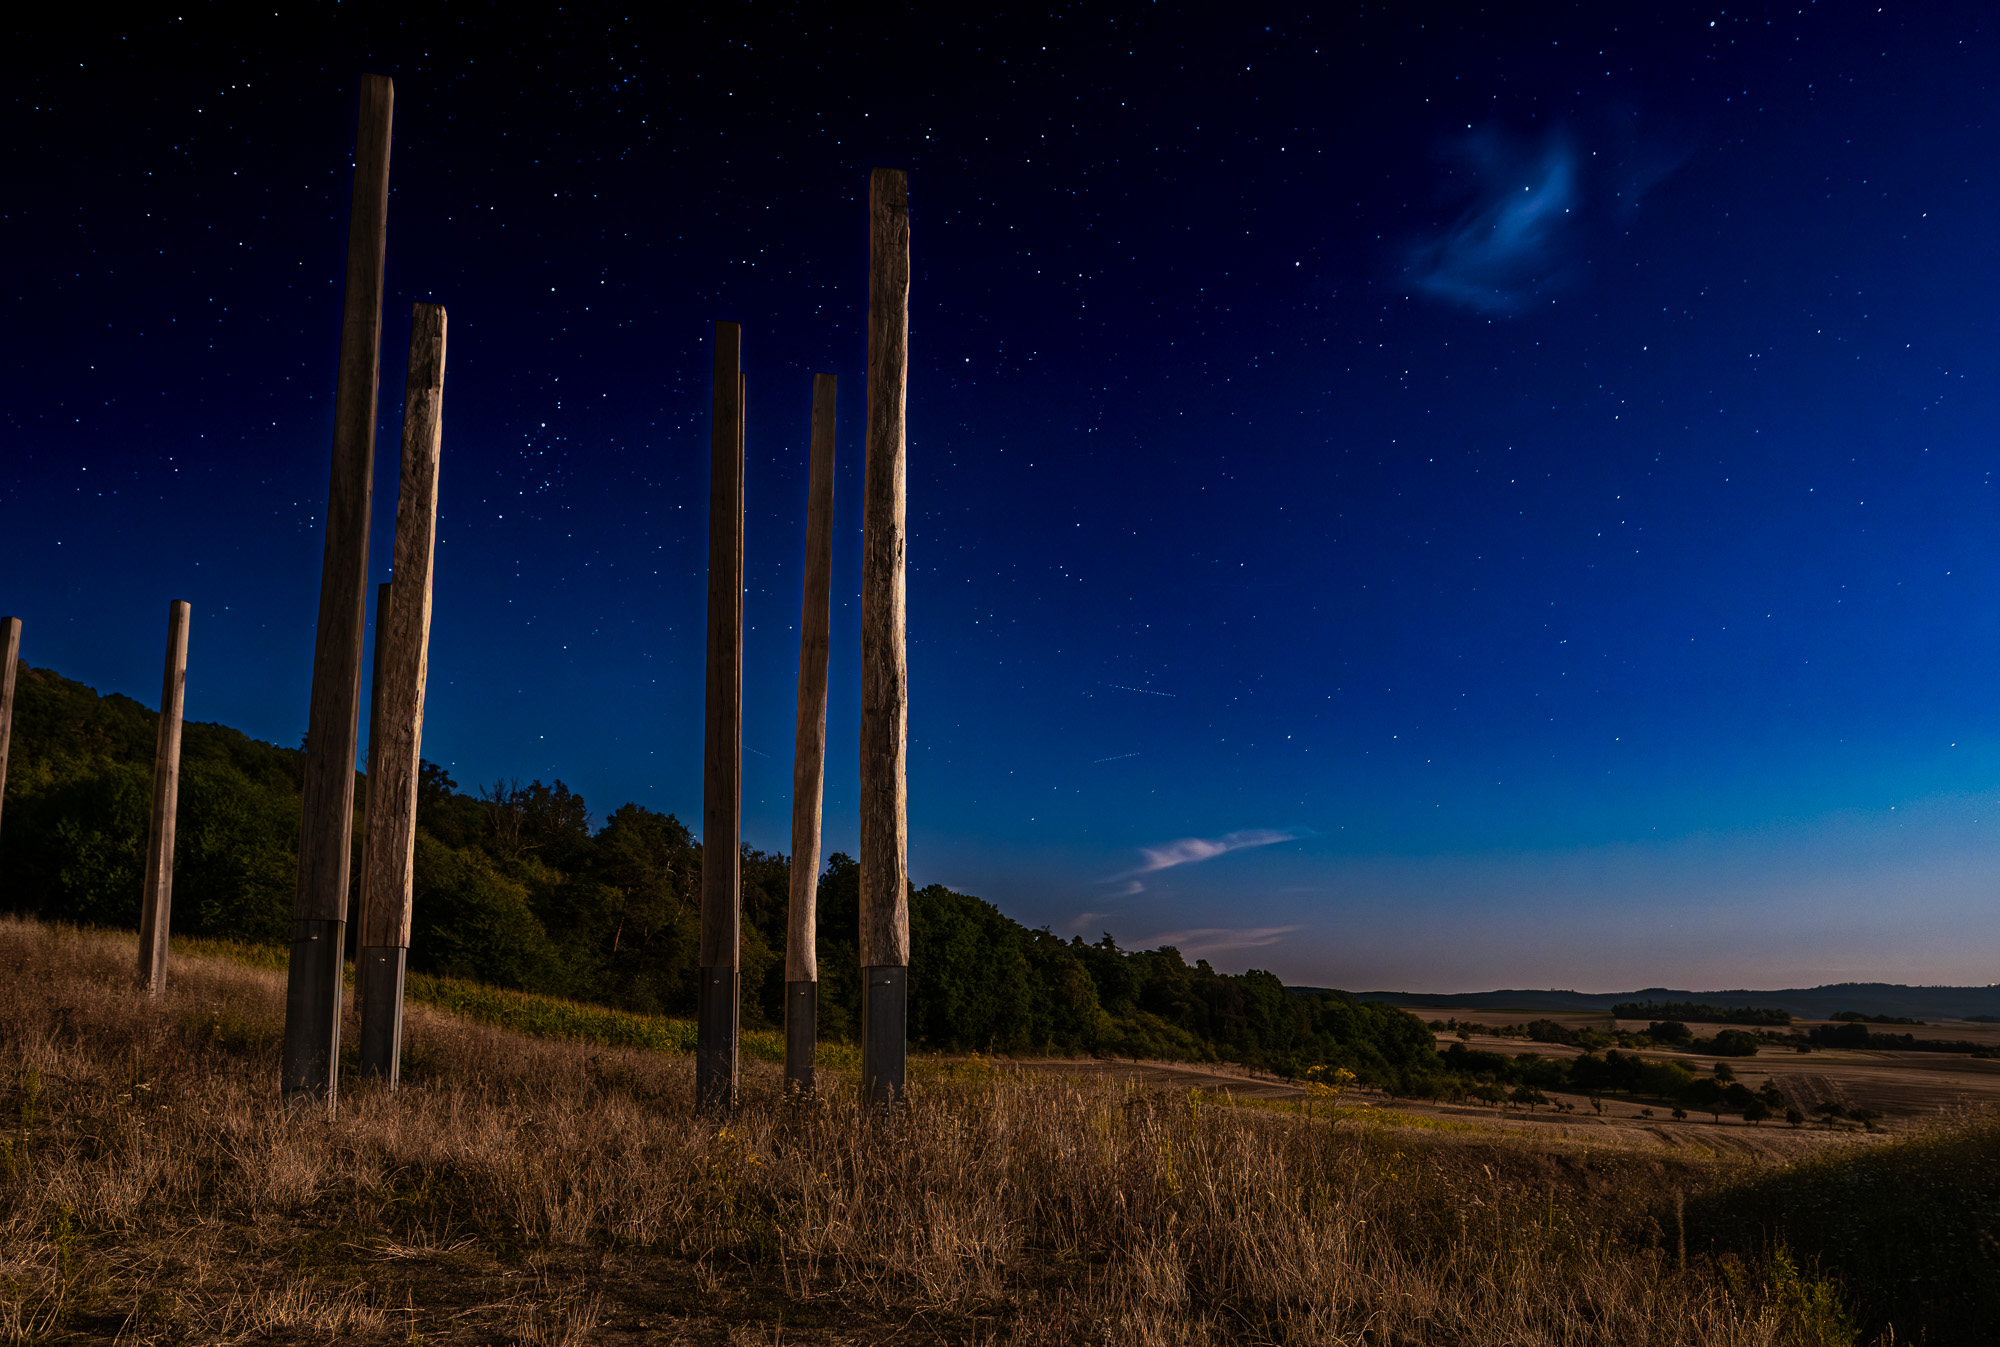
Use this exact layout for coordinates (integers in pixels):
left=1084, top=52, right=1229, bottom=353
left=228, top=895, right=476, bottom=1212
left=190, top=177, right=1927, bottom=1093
left=1144, top=926, right=1302, bottom=958
left=1107, top=828, right=1302, bottom=896
left=1137, top=829, right=1299, bottom=874
left=1407, top=129, right=1578, bottom=312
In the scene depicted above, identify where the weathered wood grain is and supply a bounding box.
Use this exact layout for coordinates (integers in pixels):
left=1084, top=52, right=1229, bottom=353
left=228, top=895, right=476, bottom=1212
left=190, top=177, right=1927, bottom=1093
left=0, top=616, right=19, bottom=845
left=355, top=304, right=446, bottom=1086
left=359, top=304, right=446, bottom=954
left=787, top=373, right=837, bottom=986
left=860, top=168, right=910, bottom=972
left=698, top=324, right=745, bottom=1110
left=355, top=580, right=392, bottom=1025
left=283, top=73, right=393, bottom=1109
left=861, top=168, right=911, bottom=1105
left=358, top=580, right=393, bottom=973
left=785, top=373, right=837, bottom=1092
left=137, top=600, right=189, bottom=994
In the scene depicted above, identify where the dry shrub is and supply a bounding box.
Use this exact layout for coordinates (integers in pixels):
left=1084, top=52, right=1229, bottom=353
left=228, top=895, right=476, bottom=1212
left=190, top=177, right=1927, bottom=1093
left=0, top=916, right=1858, bottom=1344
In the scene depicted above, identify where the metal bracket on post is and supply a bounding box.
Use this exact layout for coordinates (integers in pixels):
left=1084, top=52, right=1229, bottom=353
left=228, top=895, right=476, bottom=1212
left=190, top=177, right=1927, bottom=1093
left=784, top=980, right=817, bottom=1096
left=356, top=946, right=406, bottom=1085
left=282, top=918, right=347, bottom=1109
left=861, top=966, right=906, bottom=1106
left=696, top=965, right=739, bottom=1112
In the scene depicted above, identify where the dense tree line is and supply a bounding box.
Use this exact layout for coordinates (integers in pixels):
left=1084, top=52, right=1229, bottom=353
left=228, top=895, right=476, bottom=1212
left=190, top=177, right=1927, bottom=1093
left=1807, top=1020, right=1996, bottom=1056
left=1610, top=1000, right=1793, bottom=1026
left=1430, top=1044, right=1800, bottom=1123
left=1435, top=1016, right=1772, bottom=1058
left=0, top=665, right=1438, bottom=1083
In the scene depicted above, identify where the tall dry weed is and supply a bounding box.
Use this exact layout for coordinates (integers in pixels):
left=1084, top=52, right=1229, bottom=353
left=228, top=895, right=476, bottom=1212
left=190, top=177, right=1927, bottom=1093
left=0, top=916, right=1861, bottom=1344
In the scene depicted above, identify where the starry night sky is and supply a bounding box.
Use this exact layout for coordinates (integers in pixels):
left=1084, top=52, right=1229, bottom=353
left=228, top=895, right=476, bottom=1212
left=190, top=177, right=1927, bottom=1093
left=8, top=4, right=1998, bottom=991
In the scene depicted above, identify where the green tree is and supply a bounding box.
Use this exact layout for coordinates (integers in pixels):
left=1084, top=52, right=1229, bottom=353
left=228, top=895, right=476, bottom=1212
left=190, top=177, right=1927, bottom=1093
left=1510, top=1085, right=1549, bottom=1113
left=409, top=835, right=567, bottom=991
left=1682, top=1077, right=1728, bottom=1122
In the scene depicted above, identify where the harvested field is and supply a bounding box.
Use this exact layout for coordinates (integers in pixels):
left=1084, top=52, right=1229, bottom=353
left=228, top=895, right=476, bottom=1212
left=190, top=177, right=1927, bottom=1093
left=1384, top=1003, right=2000, bottom=1133
left=1012, top=1057, right=1884, bottom=1161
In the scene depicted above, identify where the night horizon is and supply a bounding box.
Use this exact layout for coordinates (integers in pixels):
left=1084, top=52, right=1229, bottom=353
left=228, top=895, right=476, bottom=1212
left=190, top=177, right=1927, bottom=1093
left=9, top=3, right=1999, bottom=994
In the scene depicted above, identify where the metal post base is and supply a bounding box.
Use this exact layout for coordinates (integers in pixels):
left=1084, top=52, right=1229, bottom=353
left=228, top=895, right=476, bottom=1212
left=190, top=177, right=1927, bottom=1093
left=696, top=964, right=739, bottom=1113
left=281, top=918, right=346, bottom=1112
left=784, top=980, right=817, bottom=1095
left=860, top=965, right=906, bottom=1106
left=357, top=945, right=406, bottom=1086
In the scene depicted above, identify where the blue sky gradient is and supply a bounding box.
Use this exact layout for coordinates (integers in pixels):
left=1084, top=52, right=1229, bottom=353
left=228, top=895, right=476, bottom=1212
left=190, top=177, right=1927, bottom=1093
left=7, top=4, right=1997, bottom=989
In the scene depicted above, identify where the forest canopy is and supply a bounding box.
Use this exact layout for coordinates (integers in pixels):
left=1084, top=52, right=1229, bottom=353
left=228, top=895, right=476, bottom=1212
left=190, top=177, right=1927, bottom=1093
left=0, top=664, right=1440, bottom=1085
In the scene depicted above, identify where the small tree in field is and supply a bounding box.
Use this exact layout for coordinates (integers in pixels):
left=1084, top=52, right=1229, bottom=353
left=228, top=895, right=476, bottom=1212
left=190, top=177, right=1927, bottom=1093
left=1682, top=1077, right=1727, bottom=1122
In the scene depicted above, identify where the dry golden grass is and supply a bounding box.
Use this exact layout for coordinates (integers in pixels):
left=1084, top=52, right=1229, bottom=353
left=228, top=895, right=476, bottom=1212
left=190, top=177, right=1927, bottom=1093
left=0, top=916, right=1868, bottom=1344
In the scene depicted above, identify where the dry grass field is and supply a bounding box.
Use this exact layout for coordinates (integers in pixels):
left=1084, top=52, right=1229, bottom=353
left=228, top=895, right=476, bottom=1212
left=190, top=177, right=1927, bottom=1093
left=1020, top=1002, right=2000, bottom=1162
left=2, top=916, right=1991, bottom=1345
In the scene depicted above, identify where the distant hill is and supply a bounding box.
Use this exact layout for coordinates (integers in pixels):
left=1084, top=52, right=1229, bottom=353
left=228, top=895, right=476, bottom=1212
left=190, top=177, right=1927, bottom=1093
left=1345, top=984, right=2000, bottom=1021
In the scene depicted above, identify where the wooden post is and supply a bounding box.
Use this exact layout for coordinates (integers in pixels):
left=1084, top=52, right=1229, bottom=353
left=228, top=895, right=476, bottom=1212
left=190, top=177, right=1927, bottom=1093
left=358, top=303, right=447, bottom=1086
left=356, top=580, right=393, bottom=1024
left=698, top=322, right=745, bottom=1113
left=283, top=74, right=392, bottom=1112
left=0, top=616, right=18, bottom=846
left=860, top=168, right=910, bottom=1106
left=785, top=374, right=837, bottom=1093
left=137, top=600, right=190, bottom=994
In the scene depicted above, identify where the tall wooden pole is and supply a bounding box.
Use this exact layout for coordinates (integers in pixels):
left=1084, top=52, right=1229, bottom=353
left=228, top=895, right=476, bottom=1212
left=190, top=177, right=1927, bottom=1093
left=860, top=168, right=911, bottom=1106
left=358, top=303, right=447, bottom=1086
left=137, top=600, right=190, bottom=994
left=357, top=580, right=393, bottom=1023
left=785, top=374, right=837, bottom=1093
left=283, top=74, right=392, bottom=1112
left=0, top=616, right=19, bottom=847
left=698, top=322, right=745, bottom=1113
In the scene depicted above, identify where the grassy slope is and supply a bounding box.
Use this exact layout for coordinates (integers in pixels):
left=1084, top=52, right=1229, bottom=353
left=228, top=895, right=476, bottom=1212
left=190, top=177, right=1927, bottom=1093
left=4, top=916, right=1984, bottom=1346
left=174, top=933, right=863, bottom=1071
left=1691, top=1110, right=2000, bottom=1344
